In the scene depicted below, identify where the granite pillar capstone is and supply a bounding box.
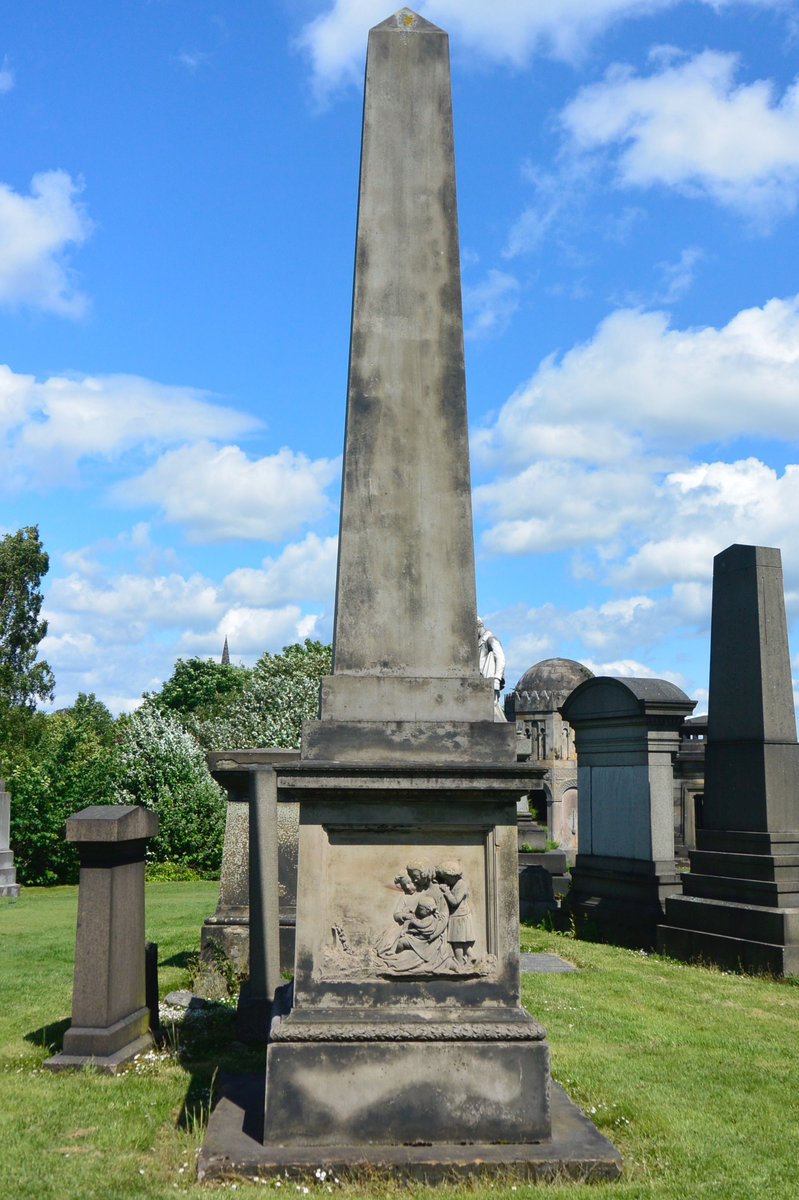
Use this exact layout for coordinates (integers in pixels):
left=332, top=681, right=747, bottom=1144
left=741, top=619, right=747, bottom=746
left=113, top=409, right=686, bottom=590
left=659, top=544, right=799, bottom=974
left=201, top=8, right=620, bottom=1180
left=561, top=678, right=695, bottom=948
left=0, top=778, right=20, bottom=898
left=44, top=805, right=158, bottom=1072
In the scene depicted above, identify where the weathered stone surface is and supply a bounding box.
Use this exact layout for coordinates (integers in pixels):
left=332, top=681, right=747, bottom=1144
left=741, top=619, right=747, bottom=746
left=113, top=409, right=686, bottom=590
left=518, top=864, right=558, bottom=924
left=0, top=779, right=19, bottom=897
left=328, top=9, right=480, bottom=707
left=561, top=677, right=694, bottom=947
left=200, top=1073, right=622, bottom=1183
left=265, top=1040, right=551, bottom=1146
left=200, top=7, right=618, bottom=1176
left=44, top=805, right=158, bottom=1072
left=658, top=544, right=799, bottom=974
left=203, top=749, right=301, bottom=1006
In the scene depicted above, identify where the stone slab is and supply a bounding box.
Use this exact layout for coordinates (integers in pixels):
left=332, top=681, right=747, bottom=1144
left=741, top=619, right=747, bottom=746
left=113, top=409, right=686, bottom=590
left=520, top=953, right=578, bottom=974
left=0, top=882, right=20, bottom=897
left=319, top=674, right=495, bottom=723
left=61, top=1005, right=151, bottom=1058
left=198, top=1071, right=622, bottom=1183
left=661, top=893, right=799, bottom=944
left=658, top=924, right=799, bottom=976
left=66, top=805, right=158, bottom=843
left=264, top=1038, right=550, bottom=1145
left=44, top=1032, right=153, bottom=1075
left=301, top=718, right=516, bottom=765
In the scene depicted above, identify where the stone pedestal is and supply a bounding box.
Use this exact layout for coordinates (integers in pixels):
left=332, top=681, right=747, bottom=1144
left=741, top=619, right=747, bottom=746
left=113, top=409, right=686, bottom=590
left=44, top=805, right=158, bottom=1072
left=202, top=749, right=300, bottom=1003
left=659, top=545, right=799, bottom=974
left=0, top=778, right=20, bottom=898
left=561, top=678, right=695, bottom=948
left=265, top=763, right=550, bottom=1148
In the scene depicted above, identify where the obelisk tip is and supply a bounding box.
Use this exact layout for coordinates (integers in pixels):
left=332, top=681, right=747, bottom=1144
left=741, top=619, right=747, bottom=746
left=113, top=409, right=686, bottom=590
left=371, top=8, right=444, bottom=35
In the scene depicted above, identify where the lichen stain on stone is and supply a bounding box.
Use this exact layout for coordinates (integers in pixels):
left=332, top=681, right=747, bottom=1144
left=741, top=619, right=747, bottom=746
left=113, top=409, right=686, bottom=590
left=403, top=14, right=415, bottom=28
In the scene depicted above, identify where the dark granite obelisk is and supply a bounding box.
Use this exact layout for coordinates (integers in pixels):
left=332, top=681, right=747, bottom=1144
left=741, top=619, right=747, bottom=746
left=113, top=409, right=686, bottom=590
left=659, top=545, right=799, bottom=974
left=200, top=10, right=620, bottom=1179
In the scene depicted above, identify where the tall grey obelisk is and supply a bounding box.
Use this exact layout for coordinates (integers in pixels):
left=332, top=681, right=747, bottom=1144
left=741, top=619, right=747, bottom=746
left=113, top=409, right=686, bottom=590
left=303, top=8, right=507, bottom=762
left=659, top=544, right=799, bottom=974
left=203, top=9, right=621, bottom=1179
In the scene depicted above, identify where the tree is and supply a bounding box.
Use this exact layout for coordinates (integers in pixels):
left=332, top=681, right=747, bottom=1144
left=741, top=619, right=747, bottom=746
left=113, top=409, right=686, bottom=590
left=7, top=693, right=121, bottom=885
left=188, top=639, right=332, bottom=751
left=114, top=705, right=225, bottom=874
left=0, top=526, right=55, bottom=713
left=147, top=655, right=248, bottom=718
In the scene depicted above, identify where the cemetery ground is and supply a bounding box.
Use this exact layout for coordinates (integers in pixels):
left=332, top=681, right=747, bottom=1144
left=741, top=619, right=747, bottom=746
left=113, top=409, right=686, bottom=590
left=0, top=886, right=796, bottom=1200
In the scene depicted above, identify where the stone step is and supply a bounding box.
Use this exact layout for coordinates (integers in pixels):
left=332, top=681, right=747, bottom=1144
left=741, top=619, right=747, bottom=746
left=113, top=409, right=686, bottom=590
left=663, top=892, right=799, bottom=944
left=658, top=923, right=799, bottom=976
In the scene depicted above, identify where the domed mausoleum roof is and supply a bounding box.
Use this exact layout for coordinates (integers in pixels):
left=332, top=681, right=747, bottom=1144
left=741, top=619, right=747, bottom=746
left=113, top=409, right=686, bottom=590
left=513, top=657, right=594, bottom=714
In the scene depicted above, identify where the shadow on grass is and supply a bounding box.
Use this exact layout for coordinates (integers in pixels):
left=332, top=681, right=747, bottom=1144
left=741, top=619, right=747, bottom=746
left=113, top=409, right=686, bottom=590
left=165, top=999, right=265, bottom=1138
left=25, top=1016, right=71, bottom=1054
left=160, top=950, right=197, bottom=970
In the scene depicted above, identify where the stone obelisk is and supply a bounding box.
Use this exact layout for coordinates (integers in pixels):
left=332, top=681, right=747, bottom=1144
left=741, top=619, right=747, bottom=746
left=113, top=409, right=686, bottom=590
left=200, top=10, right=620, bottom=1179
left=659, top=545, right=799, bottom=974
left=303, top=7, right=508, bottom=764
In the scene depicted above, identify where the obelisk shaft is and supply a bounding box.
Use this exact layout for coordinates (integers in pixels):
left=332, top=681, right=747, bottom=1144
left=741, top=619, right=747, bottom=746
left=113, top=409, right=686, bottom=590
left=704, top=544, right=799, bottom=831
left=329, top=10, right=480, bottom=701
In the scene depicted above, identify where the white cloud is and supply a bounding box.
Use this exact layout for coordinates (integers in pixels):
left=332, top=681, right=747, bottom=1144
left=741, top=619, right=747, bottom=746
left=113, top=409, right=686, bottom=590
left=475, top=295, right=799, bottom=473
left=655, top=246, right=703, bottom=303
left=179, top=605, right=311, bottom=657
left=0, top=57, right=14, bottom=94
left=47, top=570, right=223, bottom=632
left=114, top=442, right=340, bottom=542
left=0, top=171, right=93, bottom=315
left=562, top=50, right=799, bottom=222
left=0, top=364, right=261, bottom=486
left=463, top=269, right=521, bottom=339
left=297, top=1, right=785, bottom=98
left=223, top=533, right=338, bottom=605
left=42, top=538, right=333, bottom=710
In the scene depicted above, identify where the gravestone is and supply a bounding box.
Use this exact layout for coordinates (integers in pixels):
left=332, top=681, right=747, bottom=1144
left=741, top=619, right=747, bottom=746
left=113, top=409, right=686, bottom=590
left=200, top=748, right=300, bottom=1001
left=561, top=677, right=695, bottom=947
left=201, top=9, right=620, bottom=1180
left=659, top=545, right=799, bottom=974
left=0, top=778, right=20, bottom=898
left=44, top=805, right=158, bottom=1072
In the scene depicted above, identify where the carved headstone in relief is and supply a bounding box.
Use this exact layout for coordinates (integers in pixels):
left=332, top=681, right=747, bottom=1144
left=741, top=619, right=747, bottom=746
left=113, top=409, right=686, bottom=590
left=321, top=858, right=496, bottom=980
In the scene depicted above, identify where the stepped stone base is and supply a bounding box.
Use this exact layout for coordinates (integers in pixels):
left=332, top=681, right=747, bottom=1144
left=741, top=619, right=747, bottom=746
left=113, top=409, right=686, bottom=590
left=199, top=1072, right=622, bottom=1184
left=564, top=854, right=681, bottom=949
left=658, top=828, right=799, bottom=975
left=0, top=849, right=19, bottom=897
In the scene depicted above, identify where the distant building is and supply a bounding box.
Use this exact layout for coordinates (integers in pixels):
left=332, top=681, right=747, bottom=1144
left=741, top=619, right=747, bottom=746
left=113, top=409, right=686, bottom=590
left=673, top=713, right=706, bottom=854
left=221, top=636, right=230, bottom=666
left=505, top=657, right=594, bottom=857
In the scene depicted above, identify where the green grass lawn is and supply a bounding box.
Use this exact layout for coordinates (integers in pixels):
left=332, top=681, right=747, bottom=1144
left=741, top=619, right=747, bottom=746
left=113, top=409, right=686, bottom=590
left=1, top=887, right=797, bottom=1199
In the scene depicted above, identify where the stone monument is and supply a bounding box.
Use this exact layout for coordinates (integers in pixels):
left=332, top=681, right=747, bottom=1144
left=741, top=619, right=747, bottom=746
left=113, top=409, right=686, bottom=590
left=659, top=544, right=799, bottom=974
left=0, top=778, right=20, bottom=898
left=44, top=805, right=159, bottom=1072
left=200, top=9, right=619, bottom=1181
left=199, top=748, right=300, bottom=1000
left=561, top=677, right=695, bottom=948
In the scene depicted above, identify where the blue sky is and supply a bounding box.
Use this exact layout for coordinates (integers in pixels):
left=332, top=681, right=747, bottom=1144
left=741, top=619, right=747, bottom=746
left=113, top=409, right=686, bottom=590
left=3, top=0, right=799, bottom=714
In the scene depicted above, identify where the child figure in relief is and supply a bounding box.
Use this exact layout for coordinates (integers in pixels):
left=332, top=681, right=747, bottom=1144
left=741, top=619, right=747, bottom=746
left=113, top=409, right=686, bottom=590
left=436, top=858, right=476, bottom=964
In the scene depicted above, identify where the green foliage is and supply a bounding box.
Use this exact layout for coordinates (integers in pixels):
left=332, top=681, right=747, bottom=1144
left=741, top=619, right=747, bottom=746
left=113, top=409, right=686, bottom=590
left=188, top=638, right=332, bottom=751
left=0, top=525, right=54, bottom=715
left=145, top=861, right=203, bottom=882
left=146, top=656, right=248, bottom=718
left=114, top=705, right=225, bottom=875
left=7, top=693, right=120, bottom=885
